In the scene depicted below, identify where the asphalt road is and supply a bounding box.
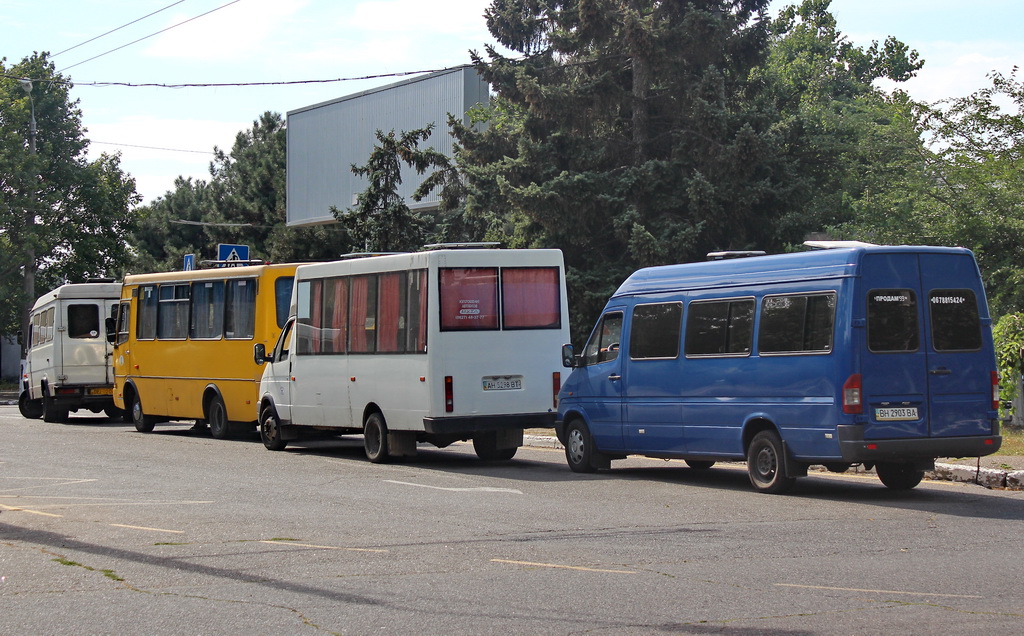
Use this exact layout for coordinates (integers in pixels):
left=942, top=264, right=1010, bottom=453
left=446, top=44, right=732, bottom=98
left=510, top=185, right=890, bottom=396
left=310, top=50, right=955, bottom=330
left=2, top=405, right=1023, bottom=635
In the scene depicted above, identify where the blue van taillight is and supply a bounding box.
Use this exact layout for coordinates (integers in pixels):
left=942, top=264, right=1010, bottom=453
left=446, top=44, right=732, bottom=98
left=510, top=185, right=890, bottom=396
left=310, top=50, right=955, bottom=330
left=992, top=371, right=1000, bottom=410
left=842, top=374, right=863, bottom=414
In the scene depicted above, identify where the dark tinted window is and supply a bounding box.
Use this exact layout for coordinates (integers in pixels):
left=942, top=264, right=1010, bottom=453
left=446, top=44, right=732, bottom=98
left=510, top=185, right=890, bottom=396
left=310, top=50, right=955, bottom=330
left=583, top=312, right=623, bottom=365
left=685, top=299, right=754, bottom=357
left=759, top=293, right=836, bottom=354
left=138, top=285, right=157, bottom=339
left=630, top=302, right=682, bottom=359
left=867, top=289, right=919, bottom=352
left=157, top=284, right=190, bottom=339
left=275, top=276, right=294, bottom=329
left=929, top=289, right=982, bottom=351
left=67, top=304, right=100, bottom=339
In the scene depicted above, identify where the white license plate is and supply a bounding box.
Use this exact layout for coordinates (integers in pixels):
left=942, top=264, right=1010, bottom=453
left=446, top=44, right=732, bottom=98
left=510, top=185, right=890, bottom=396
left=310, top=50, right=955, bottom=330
left=875, top=407, right=919, bottom=421
left=483, top=378, right=522, bottom=391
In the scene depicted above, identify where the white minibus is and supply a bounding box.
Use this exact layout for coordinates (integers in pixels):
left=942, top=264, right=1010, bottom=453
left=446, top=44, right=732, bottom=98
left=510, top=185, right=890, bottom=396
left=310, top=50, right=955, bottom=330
left=254, top=246, right=570, bottom=461
left=20, top=281, right=122, bottom=422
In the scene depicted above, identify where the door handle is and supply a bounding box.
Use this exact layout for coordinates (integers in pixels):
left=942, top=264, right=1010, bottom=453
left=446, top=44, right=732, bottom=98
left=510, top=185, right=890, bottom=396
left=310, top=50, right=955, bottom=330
left=929, top=367, right=952, bottom=376
left=608, top=374, right=621, bottom=381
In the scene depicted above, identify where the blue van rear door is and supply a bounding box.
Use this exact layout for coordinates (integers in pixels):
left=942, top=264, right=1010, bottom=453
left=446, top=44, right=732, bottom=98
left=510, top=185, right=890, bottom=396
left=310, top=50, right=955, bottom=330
left=861, top=253, right=930, bottom=439
left=918, top=253, right=993, bottom=437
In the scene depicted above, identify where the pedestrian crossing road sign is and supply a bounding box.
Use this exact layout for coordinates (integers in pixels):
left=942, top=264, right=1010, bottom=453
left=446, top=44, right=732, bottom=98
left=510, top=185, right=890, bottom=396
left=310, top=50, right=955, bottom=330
left=217, top=243, right=249, bottom=265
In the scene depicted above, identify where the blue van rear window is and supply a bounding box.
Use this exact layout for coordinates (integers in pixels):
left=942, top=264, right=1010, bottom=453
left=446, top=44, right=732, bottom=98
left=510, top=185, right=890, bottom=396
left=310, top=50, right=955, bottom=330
left=929, top=289, right=982, bottom=351
left=867, top=289, right=919, bottom=352
left=685, top=299, right=754, bottom=357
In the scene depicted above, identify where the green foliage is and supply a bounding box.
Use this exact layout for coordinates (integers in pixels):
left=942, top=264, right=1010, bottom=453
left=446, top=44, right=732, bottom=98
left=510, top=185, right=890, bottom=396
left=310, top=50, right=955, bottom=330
left=993, top=313, right=1024, bottom=409
left=1, top=53, right=139, bottom=339
left=332, top=125, right=452, bottom=252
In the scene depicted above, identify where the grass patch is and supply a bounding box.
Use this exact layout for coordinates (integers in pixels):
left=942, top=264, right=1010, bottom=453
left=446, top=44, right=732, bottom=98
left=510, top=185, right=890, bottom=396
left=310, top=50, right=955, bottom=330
left=52, top=557, right=124, bottom=581
left=1000, top=426, right=1024, bottom=456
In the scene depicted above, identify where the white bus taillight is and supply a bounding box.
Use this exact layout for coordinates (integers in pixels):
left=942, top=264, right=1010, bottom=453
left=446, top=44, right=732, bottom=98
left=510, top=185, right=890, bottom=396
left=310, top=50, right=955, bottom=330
left=444, top=376, right=454, bottom=413
left=842, top=374, right=862, bottom=414
left=552, top=372, right=561, bottom=409
left=992, top=371, right=1000, bottom=410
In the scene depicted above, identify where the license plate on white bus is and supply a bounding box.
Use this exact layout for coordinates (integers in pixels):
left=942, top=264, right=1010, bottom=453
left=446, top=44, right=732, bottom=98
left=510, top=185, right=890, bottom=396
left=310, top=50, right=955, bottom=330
left=482, top=377, right=523, bottom=391
left=875, top=407, right=919, bottom=421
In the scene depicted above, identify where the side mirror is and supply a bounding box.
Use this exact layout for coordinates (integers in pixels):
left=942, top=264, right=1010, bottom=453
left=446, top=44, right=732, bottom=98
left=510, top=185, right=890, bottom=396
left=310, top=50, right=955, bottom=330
left=104, top=317, right=116, bottom=344
left=254, top=343, right=267, bottom=365
left=561, top=344, right=578, bottom=368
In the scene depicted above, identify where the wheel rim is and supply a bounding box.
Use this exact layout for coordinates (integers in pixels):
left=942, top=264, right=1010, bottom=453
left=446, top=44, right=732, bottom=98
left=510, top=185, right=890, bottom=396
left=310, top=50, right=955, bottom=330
left=261, top=415, right=278, bottom=443
left=210, top=402, right=226, bottom=434
left=754, top=444, right=777, bottom=483
left=567, top=428, right=585, bottom=465
left=132, top=399, right=142, bottom=422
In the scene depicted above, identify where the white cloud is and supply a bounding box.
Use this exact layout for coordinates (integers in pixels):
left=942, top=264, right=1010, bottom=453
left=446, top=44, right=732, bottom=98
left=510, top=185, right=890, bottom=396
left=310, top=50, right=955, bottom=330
left=350, top=0, right=491, bottom=34
left=144, top=0, right=310, bottom=61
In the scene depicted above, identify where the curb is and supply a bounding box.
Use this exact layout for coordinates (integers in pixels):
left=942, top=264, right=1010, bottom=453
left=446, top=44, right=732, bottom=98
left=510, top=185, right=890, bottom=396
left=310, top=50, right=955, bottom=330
left=522, top=435, right=1023, bottom=490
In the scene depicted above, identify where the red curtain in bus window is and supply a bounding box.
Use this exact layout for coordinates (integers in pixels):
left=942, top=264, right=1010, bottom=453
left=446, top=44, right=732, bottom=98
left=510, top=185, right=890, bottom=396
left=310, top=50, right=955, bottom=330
left=417, top=270, right=428, bottom=351
left=377, top=273, right=402, bottom=352
left=349, top=275, right=370, bottom=352
left=326, top=278, right=348, bottom=353
left=502, top=267, right=561, bottom=329
left=311, top=279, right=323, bottom=353
left=439, top=268, right=499, bottom=330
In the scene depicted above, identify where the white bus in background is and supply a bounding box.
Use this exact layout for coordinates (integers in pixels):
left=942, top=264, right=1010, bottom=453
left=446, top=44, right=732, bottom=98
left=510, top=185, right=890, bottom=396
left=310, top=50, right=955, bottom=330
left=19, top=281, right=122, bottom=422
left=254, top=246, right=570, bottom=462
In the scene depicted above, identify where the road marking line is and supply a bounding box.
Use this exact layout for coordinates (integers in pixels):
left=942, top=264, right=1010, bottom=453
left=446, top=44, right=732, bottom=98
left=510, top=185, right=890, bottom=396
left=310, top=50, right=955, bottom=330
left=0, top=503, right=62, bottom=517
left=109, top=523, right=185, bottom=534
left=775, top=583, right=983, bottom=599
left=384, top=480, right=523, bottom=494
left=258, top=540, right=388, bottom=553
left=492, top=559, right=636, bottom=574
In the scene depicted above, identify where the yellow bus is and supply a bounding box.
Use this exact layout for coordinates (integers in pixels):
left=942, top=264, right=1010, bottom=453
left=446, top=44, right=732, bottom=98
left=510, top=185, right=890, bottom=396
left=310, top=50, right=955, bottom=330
left=109, top=263, right=297, bottom=438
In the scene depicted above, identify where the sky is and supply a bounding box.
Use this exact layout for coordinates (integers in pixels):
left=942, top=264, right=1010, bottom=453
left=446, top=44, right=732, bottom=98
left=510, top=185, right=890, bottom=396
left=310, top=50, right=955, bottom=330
left=1, top=0, right=1021, bottom=206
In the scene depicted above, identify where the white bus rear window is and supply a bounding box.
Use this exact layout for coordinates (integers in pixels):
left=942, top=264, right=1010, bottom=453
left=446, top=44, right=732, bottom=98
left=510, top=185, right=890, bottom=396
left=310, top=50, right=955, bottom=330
left=502, top=267, right=562, bottom=329
left=440, top=268, right=499, bottom=331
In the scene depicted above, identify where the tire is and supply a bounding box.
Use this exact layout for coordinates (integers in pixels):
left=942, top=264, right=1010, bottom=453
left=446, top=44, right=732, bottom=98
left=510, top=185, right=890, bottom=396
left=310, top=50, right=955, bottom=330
left=564, top=419, right=598, bottom=473
left=131, top=393, right=156, bottom=433
left=42, top=396, right=69, bottom=423
left=104, top=406, right=124, bottom=421
left=876, top=462, right=924, bottom=490
left=260, top=405, right=288, bottom=451
left=207, top=395, right=231, bottom=440
left=685, top=460, right=716, bottom=470
left=363, top=412, right=390, bottom=463
left=746, top=430, right=796, bottom=494
left=473, top=432, right=518, bottom=461
left=18, top=392, right=43, bottom=420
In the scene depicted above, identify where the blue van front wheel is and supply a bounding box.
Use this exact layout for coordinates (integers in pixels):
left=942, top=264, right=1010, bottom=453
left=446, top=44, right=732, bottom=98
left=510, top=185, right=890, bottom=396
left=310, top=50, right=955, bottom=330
left=747, top=430, right=796, bottom=494
left=565, top=420, right=598, bottom=473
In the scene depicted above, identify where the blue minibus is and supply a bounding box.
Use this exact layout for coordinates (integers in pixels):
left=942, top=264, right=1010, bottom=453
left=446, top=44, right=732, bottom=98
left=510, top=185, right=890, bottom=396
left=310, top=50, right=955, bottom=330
left=556, top=245, right=1002, bottom=493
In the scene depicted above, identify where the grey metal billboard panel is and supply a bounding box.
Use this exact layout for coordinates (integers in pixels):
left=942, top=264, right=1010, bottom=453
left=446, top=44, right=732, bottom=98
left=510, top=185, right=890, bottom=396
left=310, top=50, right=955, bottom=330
left=287, top=65, right=489, bottom=227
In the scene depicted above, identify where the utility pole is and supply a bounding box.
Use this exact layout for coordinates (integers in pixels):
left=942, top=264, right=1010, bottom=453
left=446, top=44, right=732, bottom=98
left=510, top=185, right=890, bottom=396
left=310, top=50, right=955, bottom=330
left=19, top=78, right=37, bottom=361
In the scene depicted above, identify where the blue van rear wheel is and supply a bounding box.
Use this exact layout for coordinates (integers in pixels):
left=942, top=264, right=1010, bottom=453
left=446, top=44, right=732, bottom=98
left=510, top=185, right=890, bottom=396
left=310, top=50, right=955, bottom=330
left=747, top=430, right=796, bottom=494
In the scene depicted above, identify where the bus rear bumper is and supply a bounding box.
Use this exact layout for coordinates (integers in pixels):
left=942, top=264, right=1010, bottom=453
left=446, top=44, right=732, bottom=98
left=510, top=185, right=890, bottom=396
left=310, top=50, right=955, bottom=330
left=837, top=425, right=1002, bottom=462
left=423, top=412, right=556, bottom=435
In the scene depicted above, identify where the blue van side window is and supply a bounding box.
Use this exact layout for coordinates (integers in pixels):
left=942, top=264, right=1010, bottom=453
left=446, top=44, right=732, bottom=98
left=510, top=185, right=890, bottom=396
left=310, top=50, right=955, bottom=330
left=685, top=298, right=754, bottom=357
left=759, top=293, right=836, bottom=355
left=630, top=302, right=682, bottom=360
left=583, top=312, right=623, bottom=366
left=929, top=289, right=982, bottom=352
left=867, top=289, right=919, bottom=352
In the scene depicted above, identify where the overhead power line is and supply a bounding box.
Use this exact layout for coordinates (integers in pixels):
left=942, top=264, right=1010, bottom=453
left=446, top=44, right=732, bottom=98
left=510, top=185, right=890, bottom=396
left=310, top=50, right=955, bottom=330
left=58, top=0, right=245, bottom=73
left=90, top=140, right=216, bottom=155
left=51, top=0, right=188, bottom=58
